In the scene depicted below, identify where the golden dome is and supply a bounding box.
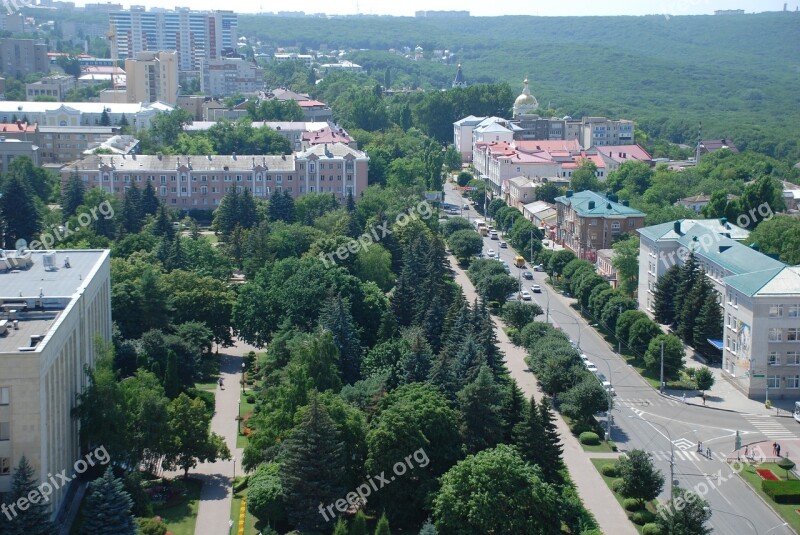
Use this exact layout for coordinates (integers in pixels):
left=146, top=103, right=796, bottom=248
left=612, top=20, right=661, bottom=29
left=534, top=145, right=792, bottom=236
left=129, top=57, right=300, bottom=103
left=514, top=78, right=539, bottom=111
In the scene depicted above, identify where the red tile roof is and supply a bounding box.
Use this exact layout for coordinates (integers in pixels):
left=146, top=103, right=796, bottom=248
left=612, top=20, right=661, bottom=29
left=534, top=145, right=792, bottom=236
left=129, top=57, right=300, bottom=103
left=0, top=121, right=37, bottom=133
left=595, top=144, right=652, bottom=163
left=297, top=100, right=328, bottom=108
left=302, top=126, right=354, bottom=145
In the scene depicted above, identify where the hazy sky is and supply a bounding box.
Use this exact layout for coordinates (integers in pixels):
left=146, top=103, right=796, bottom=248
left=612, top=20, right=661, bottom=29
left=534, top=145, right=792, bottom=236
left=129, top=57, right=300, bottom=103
left=94, top=0, right=791, bottom=17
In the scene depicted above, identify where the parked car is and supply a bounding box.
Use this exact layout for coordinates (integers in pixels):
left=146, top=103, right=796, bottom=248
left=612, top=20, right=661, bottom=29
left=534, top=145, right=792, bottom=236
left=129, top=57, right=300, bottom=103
left=585, top=362, right=598, bottom=373
left=602, top=381, right=616, bottom=396
left=580, top=353, right=590, bottom=364
left=500, top=241, right=508, bottom=248
left=533, top=264, right=545, bottom=272
left=520, top=290, right=532, bottom=301
left=532, top=284, right=542, bottom=293
left=463, top=204, right=470, bottom=210
left=522, top=271, right=533, bottom=280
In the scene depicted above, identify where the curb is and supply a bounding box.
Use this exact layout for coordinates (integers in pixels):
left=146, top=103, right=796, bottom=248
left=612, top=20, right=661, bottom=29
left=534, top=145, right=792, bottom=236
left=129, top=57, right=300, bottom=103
left=732, top=467, right=799, bottom=535
left=658, top=392, right=743, bottom=414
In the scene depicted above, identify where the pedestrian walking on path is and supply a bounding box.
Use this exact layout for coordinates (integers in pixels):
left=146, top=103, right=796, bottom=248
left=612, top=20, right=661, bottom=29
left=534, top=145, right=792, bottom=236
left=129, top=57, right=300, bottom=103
left=777, top=443, right=782, bottom=457
left=773, top=442, right=778, bottom=456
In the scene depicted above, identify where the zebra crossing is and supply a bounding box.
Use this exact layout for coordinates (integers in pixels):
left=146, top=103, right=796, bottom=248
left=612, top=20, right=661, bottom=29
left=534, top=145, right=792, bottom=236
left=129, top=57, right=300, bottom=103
left=650, top=450, right=729, bottom=463
left=742, top=414, right=797, bottom=439
left=616, top=397, right=681, bottom=408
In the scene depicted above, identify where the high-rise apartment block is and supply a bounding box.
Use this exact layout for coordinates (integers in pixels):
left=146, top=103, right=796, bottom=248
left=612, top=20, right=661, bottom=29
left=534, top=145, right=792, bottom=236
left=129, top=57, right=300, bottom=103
left=0, top=39, right=48, bottom=78
left=109, top=8, right=238, bottom=74
left=125, top=51, right=180, bottom=105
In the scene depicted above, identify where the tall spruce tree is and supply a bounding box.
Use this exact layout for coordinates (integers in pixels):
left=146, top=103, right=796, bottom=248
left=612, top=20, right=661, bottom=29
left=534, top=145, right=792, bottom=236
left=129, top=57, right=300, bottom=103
left=429, top=351, right=459, bottom=403
left=457, top=365, right=505, bottom=454
left=61, top=173, right=86, bottom=220
left=421, top=295, right=447, bottom=354
left=513, top=396, right=546, bottom=469
left=213, top=188, right=240, bottom=236
left=390, top=265, right=416, bottom=327
left=402, top=327, right=433, bottom=384
left=349, top=511, right=368, bottom=535
left=673, top=252, right=699, bottom=330
left=152, top=204, right=175, bottom=240
left=537, top=397, right=564, bottom=483
left=693, top=289, right=723, bottom=356
left=319, top=296, right=362, bottom=385
left=418, top=519, right=438, bottom=535
left=0, top=174, right=41, bottom=249
left=267, top=189, right=295, bottom=222
left=454, top=334, right=485, bottom=387
left=140, top=181, right=160, bottom=216
left=473, top=300, right=502, bottom=373
left=6, top=456, right=54, bottom=535
left=679, top=268, right=712, bottom=346
left=653, top=264, right=681, bottom=326
left=80, top=467, right=137, bottom=535
left=374, top=513, right=391, bottom=535
left=501, top=381, right=527, bottom=443
left=120, top=182, right=143, bottom=234
left=279, top=393, right=345, bottom=533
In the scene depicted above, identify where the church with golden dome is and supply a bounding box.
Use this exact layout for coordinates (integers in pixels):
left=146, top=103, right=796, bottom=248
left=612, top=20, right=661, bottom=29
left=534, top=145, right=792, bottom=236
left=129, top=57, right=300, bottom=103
left=513, top=77, right=539, bottom=117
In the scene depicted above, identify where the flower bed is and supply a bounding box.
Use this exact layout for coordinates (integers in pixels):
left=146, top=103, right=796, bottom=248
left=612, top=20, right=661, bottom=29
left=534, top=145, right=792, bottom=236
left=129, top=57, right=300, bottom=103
left=758, top=468, right=780, bottom=481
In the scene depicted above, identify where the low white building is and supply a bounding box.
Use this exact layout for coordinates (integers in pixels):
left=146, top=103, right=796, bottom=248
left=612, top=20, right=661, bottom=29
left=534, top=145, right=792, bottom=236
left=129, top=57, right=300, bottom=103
left=0, top=101, right=172, bottom=130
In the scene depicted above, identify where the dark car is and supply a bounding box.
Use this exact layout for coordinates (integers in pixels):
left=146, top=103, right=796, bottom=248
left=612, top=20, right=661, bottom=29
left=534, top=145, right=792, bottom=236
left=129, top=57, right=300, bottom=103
left=522, top=271, right=533, bottom=280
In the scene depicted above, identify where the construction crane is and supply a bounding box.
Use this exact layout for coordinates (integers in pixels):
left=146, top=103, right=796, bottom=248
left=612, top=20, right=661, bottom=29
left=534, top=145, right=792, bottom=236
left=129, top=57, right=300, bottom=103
left=106, top=20, right=119, bottom=92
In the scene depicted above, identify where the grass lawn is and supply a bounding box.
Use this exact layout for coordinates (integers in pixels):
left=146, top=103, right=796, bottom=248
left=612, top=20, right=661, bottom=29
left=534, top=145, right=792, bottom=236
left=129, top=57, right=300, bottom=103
left=155, top=478, right=204, bottom=535
left=591, top=458, right=660, bottom=534
left=237, top=390, right=257, bottom=449
left=738, top=462, right=800, bottom=533
left=562, top=414, right=617, bottom=453
left=230, top=483, right=261, bottom=535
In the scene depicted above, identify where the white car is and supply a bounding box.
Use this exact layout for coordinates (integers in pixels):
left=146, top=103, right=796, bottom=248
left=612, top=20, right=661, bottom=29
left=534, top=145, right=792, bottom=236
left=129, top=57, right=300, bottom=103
left=500, top=241, right=508, bottom=248
left=487, top=249, right=496, bottom=257
left=602, top=381, right=616, bottom=396
left=580, top=353, right=590, bottom=364
left=585, top=362, right=598, bottom=373
left=490, top=232, right=499, bottom=240
left=532, top=284, right=542, bottom=293
left=520, top=291, right=532, bottom=301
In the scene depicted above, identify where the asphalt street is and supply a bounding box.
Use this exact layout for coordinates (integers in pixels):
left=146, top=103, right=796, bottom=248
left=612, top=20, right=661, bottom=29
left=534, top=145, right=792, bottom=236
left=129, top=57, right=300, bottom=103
left=443, top=181, right=796, bottom=535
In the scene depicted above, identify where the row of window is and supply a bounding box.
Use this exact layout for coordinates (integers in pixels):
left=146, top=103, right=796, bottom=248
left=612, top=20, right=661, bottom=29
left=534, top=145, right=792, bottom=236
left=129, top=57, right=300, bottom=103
left=768, top=352, right=800, bottom=365
left=769, top=328, right=800, bottom=342
left=769, top=304, right=800, bottom=318
left=100, top=173, right=355, bottom=183
left=767, top=375, right=800, bottom=389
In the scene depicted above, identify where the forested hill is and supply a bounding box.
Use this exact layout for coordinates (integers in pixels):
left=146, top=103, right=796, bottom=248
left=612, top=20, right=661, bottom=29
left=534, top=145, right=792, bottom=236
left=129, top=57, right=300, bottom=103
left=241, top=12, right=800, bottom=161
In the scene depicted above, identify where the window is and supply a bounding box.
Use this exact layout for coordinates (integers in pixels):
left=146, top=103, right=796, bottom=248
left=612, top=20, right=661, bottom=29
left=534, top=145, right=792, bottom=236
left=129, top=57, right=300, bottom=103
left=0, top=458, right=9, bottom=475
left=160, top=175, right=166, bottom=184
left=236, top=175, right=242, bottom=182
left=0, top=387, right=8, bottom=405
left=769, top=328, right=783, bottom=342
left=788, top=352, right=800, bottom=365
left=201, top=186, right=207, bottom=194
left=790, top=305, right=800, bottom=318
left=768, top=376, right=780, bottom=389
left=789, top=376, right=800, bottom=389
left=769, top=352, right=779, bottom=365
left=611, top=222, right=620, bottom=232
left=225, top=175, right=232, bottom=182
left=769, top=304, right=784, bottom=317
left=0, top=422, right=8, bottom=441
left=789, top=328, right=800, bottom=342
left=170, top=175, right=176, bottom=182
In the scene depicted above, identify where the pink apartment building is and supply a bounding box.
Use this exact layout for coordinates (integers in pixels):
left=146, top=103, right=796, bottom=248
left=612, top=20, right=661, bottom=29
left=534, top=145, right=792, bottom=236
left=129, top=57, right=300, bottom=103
left=61, top=143, right=369, bottom=208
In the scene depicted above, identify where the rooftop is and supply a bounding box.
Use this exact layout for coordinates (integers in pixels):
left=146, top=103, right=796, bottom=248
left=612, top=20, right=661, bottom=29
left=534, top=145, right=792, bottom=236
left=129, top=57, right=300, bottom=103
left=555, top=190, right=643, bottom=217
left=0, top=101, right=172, bottom=115
left=0, top=249, right=109, bottom=354
left=0, top=121, right=37, bottom=133
left=595, top=144, right=652, bottom=163
left=638, top=218, right=750, bottom=242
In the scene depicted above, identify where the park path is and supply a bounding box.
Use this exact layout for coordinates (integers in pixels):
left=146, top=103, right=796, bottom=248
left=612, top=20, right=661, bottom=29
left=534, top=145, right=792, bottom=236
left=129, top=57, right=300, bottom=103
left=191, top=339, right=260, bottom=535
left=448, top=257, right=637, bottom=535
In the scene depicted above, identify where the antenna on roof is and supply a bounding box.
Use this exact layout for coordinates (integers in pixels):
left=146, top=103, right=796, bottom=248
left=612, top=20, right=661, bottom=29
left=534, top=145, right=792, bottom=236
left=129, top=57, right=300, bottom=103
left=15, top=239, right=27, bottom=255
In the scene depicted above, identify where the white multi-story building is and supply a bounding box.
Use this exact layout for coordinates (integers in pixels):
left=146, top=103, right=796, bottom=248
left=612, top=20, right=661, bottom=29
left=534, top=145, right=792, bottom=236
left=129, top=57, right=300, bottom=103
left=638, top=219, right=800, bottom=399
left=0, top=249, right=112, bottom=519
left=0, top=101, right=172, bottom=130
left=202, top=57, right=264, bottom=97
left=125, top=51, right=180, bottom=106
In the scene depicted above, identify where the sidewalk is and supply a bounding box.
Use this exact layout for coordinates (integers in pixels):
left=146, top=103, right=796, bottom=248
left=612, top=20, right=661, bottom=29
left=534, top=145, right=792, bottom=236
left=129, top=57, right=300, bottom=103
left=449, top=257, right=638, bottom=535
left=190, top=339, right=260, bottom=535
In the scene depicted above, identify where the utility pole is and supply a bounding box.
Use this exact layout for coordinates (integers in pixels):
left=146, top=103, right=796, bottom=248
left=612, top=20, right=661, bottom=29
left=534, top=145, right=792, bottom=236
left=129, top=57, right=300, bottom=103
left=530, top=228, right=533, bottom=264
left=618, top=306, right=623, bottom=354
left=660, top=340, right=665, bottom=393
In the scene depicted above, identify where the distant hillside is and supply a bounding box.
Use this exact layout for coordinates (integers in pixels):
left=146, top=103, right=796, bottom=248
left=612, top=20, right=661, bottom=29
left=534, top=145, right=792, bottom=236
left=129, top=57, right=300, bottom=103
left=241, top=12, right=800, bottom=162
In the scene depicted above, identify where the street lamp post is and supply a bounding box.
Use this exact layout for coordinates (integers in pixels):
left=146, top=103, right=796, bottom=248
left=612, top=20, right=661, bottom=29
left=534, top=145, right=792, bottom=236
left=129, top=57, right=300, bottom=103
left=241, top=361, right=246, bottom=394
left=629, top=416, right=675, bottom=497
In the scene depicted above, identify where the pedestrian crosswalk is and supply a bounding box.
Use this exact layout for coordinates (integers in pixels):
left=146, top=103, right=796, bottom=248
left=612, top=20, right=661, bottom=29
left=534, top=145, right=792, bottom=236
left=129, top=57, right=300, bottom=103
left=650, top=450, right=729, bottom=462
left=616, top=397, right=681, bottom=408
left=742, top=414, right=797, bottom=439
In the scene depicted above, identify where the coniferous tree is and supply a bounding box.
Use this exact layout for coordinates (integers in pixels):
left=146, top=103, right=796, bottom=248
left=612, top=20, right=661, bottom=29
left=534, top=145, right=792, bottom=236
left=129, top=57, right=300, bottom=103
left=6, top=456, right=55, bottom=535
left=167, top=234, right=186, bottom=271
left=694, top=289, right=723, bottom=357
left=376, top=307, right=398, bottom=343
left=679, top=269, right=712, bottom=346
left=501, top=381, right=527, bottom=443
left=439, top=302, right=471, bottom=361
left=418, top=519, right=437, bottom=535
left=345, top=190, right=355, bottom=212
left=267, top=189, right=295, bottom=222
left=213, top=188, right=240, bottom=236
left=673, top=252, right=699, bottom=330
left=457, top=365, right=505, bottom=454
left=537, top=397, right=564, bottom=483
left=140, top=181, right=160, bottom=216
left=238, top=187, right=259, bottom=229
left=61, top=173, right=86, bottom=220
left=120, top=182, right=143, bottom=234
left=429, top=351, right=459, bottom=403
left=421, top=295, right=447, bottom=354
left=332, top=518, right=349, bottom=535
left=350, top=511, right=368, bottom=535
left=374, top=513, right=391, bottom=535
left=473, top=300, right=501, bottom=373
left=402, top=327, right=433, bottom=384
left=164, top=350, right=180, bottom=398
left=390, top=265, right=416, bottom=327
left=80, top=467, right=137, bottom=535
left=653, top=264, right=681, bottom=326
left=0, top=174, right=41, bottom=249
left=319, top=296, right=362, bottom=384
left=280, top=393, right=345, bottom=533
left=454, top=334, right=485, bottom=387
left=152, top=204, right=175, bottom=240
left=513, top=395, right=546, bottom=469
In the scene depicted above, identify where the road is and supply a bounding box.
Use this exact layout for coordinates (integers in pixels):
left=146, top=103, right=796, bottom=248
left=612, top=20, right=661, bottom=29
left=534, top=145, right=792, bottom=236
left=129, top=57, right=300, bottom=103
left=443, top=181, right=796, bottom=535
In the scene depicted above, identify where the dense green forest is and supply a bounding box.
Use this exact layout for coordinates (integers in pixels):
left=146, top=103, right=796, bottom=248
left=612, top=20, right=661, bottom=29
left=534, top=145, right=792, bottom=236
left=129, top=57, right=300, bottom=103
left=242, top=12, right=800, bottom=162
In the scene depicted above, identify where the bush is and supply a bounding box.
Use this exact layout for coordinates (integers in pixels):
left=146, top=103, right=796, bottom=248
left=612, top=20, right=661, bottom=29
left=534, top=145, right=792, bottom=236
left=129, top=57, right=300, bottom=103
left=600, top=463, right=618, bottom=477
left=610, top=478, right=625, bottom=493
left=246, top=394, right=255, bottom=404
left=608, top=440, right=618, bottom=452
left=631, top=510, right=655, bottom=525
left=233, top=475, right=249, bottom=493
left=762, top=480, right=800, bottom=503
left=571, top=421, right=594, bottom=435
left=579, top=431, right=600, bottom=445
left=137, top=517, right=168, bottom=535
left=642, top=523, right=662, bottom=535
left=580, top=530, right=603, bottom=535
left=247, top=463, right=286, bottom=524
left=623, top=498, right=642, bottom=511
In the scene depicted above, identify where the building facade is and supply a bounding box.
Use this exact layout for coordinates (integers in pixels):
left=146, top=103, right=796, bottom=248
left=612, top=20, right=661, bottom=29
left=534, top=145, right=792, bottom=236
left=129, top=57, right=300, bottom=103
left=0, top=138, right=39, bottom=171
left=202, top=57, right=264, bottom=97
left=39, top=126, right=121, bottom=164
left=0, top=249, right=112, bottom=519
left=555, top=190, right=645, bottom=262
left=637, top=219, right=800, bottom=399
left=61, top=143, right=369, bottom=208
left=25, top=76, right=78, bottom=102
left=0, top=39, right=49, bottom=78
left=125, top=51, right=180, bottom=106
left=0, top=102, right=171, bottom=129
left=109, top=8, right=238, bottom=74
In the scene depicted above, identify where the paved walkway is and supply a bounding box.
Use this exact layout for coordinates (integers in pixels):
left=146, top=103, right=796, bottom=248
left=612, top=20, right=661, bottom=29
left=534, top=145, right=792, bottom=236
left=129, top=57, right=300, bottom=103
left=190, top=339, right=260, bottom=535
left=448, top=257, right=638, bottom=535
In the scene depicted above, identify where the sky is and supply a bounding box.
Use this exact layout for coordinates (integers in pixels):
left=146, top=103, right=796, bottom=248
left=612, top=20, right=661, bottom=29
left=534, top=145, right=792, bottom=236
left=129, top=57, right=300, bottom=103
left=90, top=0, right=792, bottom=17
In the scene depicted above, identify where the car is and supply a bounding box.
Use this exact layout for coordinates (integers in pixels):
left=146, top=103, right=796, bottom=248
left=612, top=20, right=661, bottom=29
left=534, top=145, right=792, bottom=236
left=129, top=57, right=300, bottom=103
left=602, top=381, right=616, bottom=396
left=446, top=209, right=460, bottom=215
left=463, top=204, right=470, bottom=210
left=533, top=264, right=545, bottom=272
left=585, top=362, right=598, bottom=373
left=490, top=232, right=499, bottom=240
left=532, top=284, right=542, bottom=293
left=580, top=353, right=590, bottom=364
left=520, top=291, right=532, bottom=301
left=487, top=248, right=496, bottom=257
left=500, top=241, right=508, bottom=248
left=522, top=271, right=533, bottom=280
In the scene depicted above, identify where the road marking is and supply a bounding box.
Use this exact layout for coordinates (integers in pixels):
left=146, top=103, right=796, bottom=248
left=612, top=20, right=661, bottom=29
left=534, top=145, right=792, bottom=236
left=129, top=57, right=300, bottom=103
left=672, top=437, right=696, bottom=451
left=650, top=450, right=729, bottom=462
left=617, top=397, right=679, bottom=408
left=741, top=414, right=797, bottom=439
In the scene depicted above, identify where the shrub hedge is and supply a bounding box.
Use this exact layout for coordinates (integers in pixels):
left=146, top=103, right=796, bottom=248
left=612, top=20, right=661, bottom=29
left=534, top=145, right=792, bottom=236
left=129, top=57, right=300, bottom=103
left=579, top=431, right=600, bottom=445
left=642, top=523, right=662, bottom=535
left=631, top=510, right=655, bottom=525
left=600, top=463, right=618, bottom=477
left=762, top=479, right=800, bottom=503
left=623, top=498, right=642, bottom=511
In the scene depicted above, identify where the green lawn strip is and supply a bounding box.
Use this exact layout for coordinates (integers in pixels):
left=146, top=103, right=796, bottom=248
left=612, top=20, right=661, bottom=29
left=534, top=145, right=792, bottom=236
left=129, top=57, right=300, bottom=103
left=230, top=483, right=261, bottom=535
left=738, top=462, right=800, bottom=533
left=237, top=390, right=257, bottom=449
left=562, top=414, right=616, bottom=453
left=590, top=458, right=660, bottom=534
left=154, top=477, right=203, bottom=535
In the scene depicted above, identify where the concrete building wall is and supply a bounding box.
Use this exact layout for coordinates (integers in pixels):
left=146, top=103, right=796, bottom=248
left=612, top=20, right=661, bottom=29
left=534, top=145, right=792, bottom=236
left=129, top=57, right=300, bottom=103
left=0, top=39, right=48, bottom=78
left=125, top=51, right=179, bottom=106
